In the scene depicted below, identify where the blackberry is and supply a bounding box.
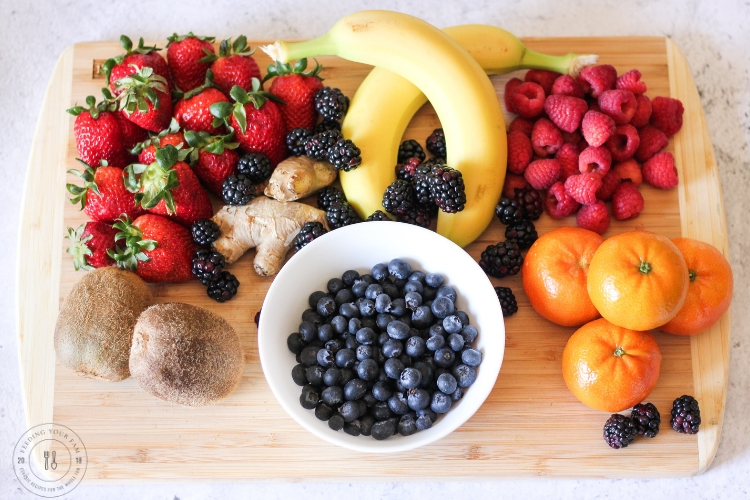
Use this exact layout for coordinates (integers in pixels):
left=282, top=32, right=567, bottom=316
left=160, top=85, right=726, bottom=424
left=494, top=286, right=518, bottom=317
left=317, top=186, right=347, bottom=211
left=222, top=174, right=256, bottom=205
left=631, top=402, right=661, bottom=438
left=286, top=127, right=313, bottom=156
left=305, top=130, right=342, bottom=161
left=495, top=196, right=525, bottom=225
left=328, top=138, right=362, bottom=171
left=671, top=395, right=701, bottom=434
left=191, top=218, right=220, bottom=245
left=366, top=210, right=391, bottom=222
left=428, top=165, right=466, bottom=213
left=315, top=86, right=350, bottom=121
left=326, top=201, right=362, bottom=229
left=236, top=151, right=273, bottom=183
left=425, top=128, right=447, bottom=157
left=422, top=156, right=446, bottom=168
left=382, top=180, right=416, bottom=216
left=603, top=414, right=637, bottom=449
left=514, top=187, right=543, bottom=221
left=505, top=220, right=538, bottom=249
left=479, top=240, right=523, bottom=278
left=411, top=164, right=433, bottom=205
left=191, top=248, right=226, bottom=285
left=294, top=221, right=328, bottom=251
left=395, top=157, right=422, bottom=182
left=314, top=119, right=341, bottom=134
left=397, top=208, right=431, bottom=228
left=206, top=271, right=240, bottom=302
left=397, top=139, right=426, bottom=163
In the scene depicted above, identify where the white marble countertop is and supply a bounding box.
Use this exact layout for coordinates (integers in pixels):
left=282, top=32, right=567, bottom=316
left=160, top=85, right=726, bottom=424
left=2, top=0, right=749, bottom=498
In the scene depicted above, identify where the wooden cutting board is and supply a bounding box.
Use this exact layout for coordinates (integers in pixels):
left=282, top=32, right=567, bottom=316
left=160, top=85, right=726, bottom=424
left=17, top=36, right=730, bottom=480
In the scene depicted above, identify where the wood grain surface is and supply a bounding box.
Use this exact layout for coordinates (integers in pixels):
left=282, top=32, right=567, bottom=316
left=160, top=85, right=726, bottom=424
left=16, top=36, right=730, bottom=480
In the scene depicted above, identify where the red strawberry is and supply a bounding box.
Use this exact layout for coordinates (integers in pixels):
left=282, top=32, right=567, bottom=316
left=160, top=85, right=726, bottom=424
left=203, top=36, right=262, bottom=96
left=166, top=32, right=215, bottom=92
left=136, top=120, right=186, bottom=164
left=184, top=130, right=240, bottom=196
left=173, top=82, right=229, bottom=135
left=65, top=222, right=118, bottom=270
left=67, top=96, right=127, bottom=168
left=114, top=66, right=172, bottom=132
left=102, top=35, right=173, bottom=94
left=113, top=110, right=148, bottom=163
left=544, top=95, right=588, bottom=133
left=266, top=58, right=324, bottom=133
left=66, top=160, right=145, bottom=223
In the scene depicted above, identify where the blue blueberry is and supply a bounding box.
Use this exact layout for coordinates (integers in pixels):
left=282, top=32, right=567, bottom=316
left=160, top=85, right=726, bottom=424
left=328, top=414, right=345, bottom=431
left=382, top=283, right=400, bottom=299
left=339, top=400, right=361, bottom=422
left=377, top=331, right=390, bottom=346
left=299, top=345, right=320, bottom=366
left=425, top=273, right=444, bottom=288
left=412, top=361, right=433, bottom=388
left=408, top=270, right=426, bottom=283
left=291, top=363, right=307, bottom=386
left=316, top=348, right=334, bottom=368
left=301, top=308, right=323, bottom=326
left=339, top=368, right=355, bottom=385
left=341, top=269, right=360, bottom=286
left=358, top=299, right=376, bottom=317
left=360, top=414, right=376, bottom=436
left=315, top=403, right=333, bottom=421
left=388, top=258, right=412, bottom=280
left=456, top=311, right=469, bottom=326
left=422, top=286, right=437, bottom=301
left=415, top=414, right=433, bottom=430
left=404, top=291, right=422, bottom=310
left=451, top=387, right=464, bottom=402
left=399, top=367, right=422, bottom=389
left=362, top=391, right=377, bottom=407
left=287, top=333, right=305, bottom=354
left=404, top=280, right=424, bottom=294
left=357, top=358, right=379, bottom=381
left=412, top=305, right=434, bottom=328
left=348, top=318, right=362, bottom=335
left=437, top=372, right=458, bottom=394
left=356, top=344, right=374, bottom=361
left=334, top=288, right=354, bottom=306
left=376, top=313, right=395, bottom=330
left=417, top=407, right=438, bottom=423
left=384, top=357, right=405, bottom=379
left=371, top=263, right=389, bottom=282
left=324, top=339, right=342, bottom=353
left=317, top=324, right=334, bottom=342
left=323, top=367, right=342, bottom=386
left=388, top=298, right=407, bottom=316
left=327, top=278, right=345, bottom=294
left=306, top=365, right=325, bottom=385
left=431, top=296, right=455, bottom=319
left=425, top=335, right=445, bottom=351
left=384, top=320, right=408, bottom=340
left=372, top=381, right=393, bottom=402
left=371, top=401, right=393, bottom=421
left=429, top=324, right=446, bottom=337
left=351, top=281, right=368, bottom=297
left=365, top=283, right=383, bottom=300
left=355, top=327, right=377, bottom=345
left=330, top=315, right=348, bottom=335
left=405, top=336, right=426, bottom=357
left=461, top=348, right=482, bottom=367
left=430, top=391, right=452, bottom=414
left=370, top=419, right=396, bottom=440
left=316, top=296, right=336, bottom=316
left=374, top=293, right=392, bottom=313
left=343, top=378, right=368, bottom=401
left=335, top=348, right=356, bottom=368
left=407, top=388, right=430, bottom=411
left=442, top=314, right=463, bottom=334
left=387, top=392, right=410, bottom=415
left=308, top=290, right=328, bottom=309
left=436, top=285, right=457, bottom=302
left=298, top=321, right=317, bottom=342
left=398, top=413, right=418, bottom=436
left=382, top=339, right=404, bottom=358
left=453, top=364, right=477, bottom=387
left=434, top=347, right=456, bottom=368
left=460, top=325, right=479, bottom=344
left=447, top=333, right=465, bottom=352
left=344, top=421, right=362, bottom=436
left=344, top=336, right=358, bottom=350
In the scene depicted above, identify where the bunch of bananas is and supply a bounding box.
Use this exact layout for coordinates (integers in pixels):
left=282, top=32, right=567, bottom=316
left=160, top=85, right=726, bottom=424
left=263, top=11, right=596, bottom=247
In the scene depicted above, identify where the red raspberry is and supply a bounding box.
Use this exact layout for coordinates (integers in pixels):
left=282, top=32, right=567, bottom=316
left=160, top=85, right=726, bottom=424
left=507, top=131, right=533, bottom=174
left=642, top=151, right=679, bottom=189
left=576, top=200, right=611, bottom=234
left=635, top=125, right=669, bottom=162
left=581, top=110, right=616, bottom=147
left=564, top=173, right=602, bottom=205
left=511, top=82, right=546, bottom=119
left=598, top=89, right=637, bottom=125
left=579, top=145, right=612, bottom=176
left=613, top=159, right=643, bottom=186
left=615, top=69, right=647, bottom=95
left=502, top=172, right=530, bottom=198
left=596, top=169, right=621, bottom=201
left=504, top=77, right=523, bottom=113
left=551, top=74, right=585, bottom=98
left=561, top=130, right=582, bottom=145
left=605, top=124, right=641, bottom=162
left=611, top=182, right=645, bottom=220
left=525, top=69, right=560, bottom=96
left=555, top=142, right=580, bottom=180
left=524, top=158, right=561, bottom=190
left=650, top=96, right=684, bottom=137
left=544, top=181, right=580, bottom=219
left=544, top=95, right=588, bottom=133
left=531, top=118, right=563, bottom=157
left=577, top=64, right=617, bottom=98
left=508, top=117, right=534, bottom=137
left=631, top=95, right=652, bottom=128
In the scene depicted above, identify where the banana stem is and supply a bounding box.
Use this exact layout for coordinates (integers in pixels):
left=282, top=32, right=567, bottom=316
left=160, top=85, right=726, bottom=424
left=518, top=49, right=598, bottom=77
left=262, top=35, right=335, bottom=63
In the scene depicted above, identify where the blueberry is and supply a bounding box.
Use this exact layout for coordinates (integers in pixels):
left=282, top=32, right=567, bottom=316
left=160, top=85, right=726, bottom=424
left=343, top=378, right=367, bottom=401
left=408, top=270, right=426, bottom=283
left=430, top=391, right=452, bottom=414
left=344, top=421, right=362, bottom=436
left=339, top=400, right=361, bottom=422
left=323, top=367, right=342, bottom=386
left=335, top=348, right=356, bottom=368
left=404, top=291, right=422, bottom=310
left=357, top=358, right=379, bottom=381
left=339, top=302, right=359, bottom=319
left=365, top=284, right=384, bottom=300
left=308, top=290, right=328, bottom=309
left=339, top=368, right=355, bottom=386
left=412, top=361, right=433, bottom=388
left=376, top=313, right=395, bottom=330
left=359, top=274, right=376, bottom=284
left=385, top=320, right=409, bottom=340
left=371, top=401, right=393, bottom=421
left=436, top=285, right=457, bottom=302
left=287, top=333, right=305, bottom=354
left=355, top=327, right=377, bottom=345
left=305, top=365, right=325, bottom=385
left=348, top=317, right=362, bottom=335
left=456, top=311, right=469, bottom=326
left=342, top=269, right=360, bottom=286
left=434, top=347, right=456, bottom=368
left=314, top=324, right=332, bottom=343
left=460, top=325, right=479, bottom=344
left=383, top=283, right=400, bottom=299
left=388, top=298, right=407, bottom=316
left=328, top=414, right=345, bottom=431
left=330, top=315, right=348, bottom=335
left=387, top=392, right=410, bottom=415
left=356, top=344, right=374, bottom=361
left=291, top=364, right=307, bottom=386
left=398, top=413, right=418, bottom=436
left=344, top=336, right=358, bottom=350
left=412, top=305, right=434, bottom=328
left=443, top=314, right=464, bottom=334
left=407, top=388, right=430, bottom=411
left=447, top=333, right=465, bottom=352
left=371, top=419, right=396, bottom=440
left=399, top=367, right=422, bottom=389
left=374, top=293, right=392, bottom=313
left=451, top=387, right=464, bottom=402
left=384, top=357, right=405, bottom=379
left=429, top=324, right=446, bottom=337
left=377, top=331, right=390, bottom=347
left=361, top=317, right=377, bottom=330
left=362, top=391, right=377, bottom=407
left=316, top=349, right=334, bottom=368
left=360, top=414, right=376, bottom=436
left=299, top=345, right=319, bottom=366
left=334, top=288, right=354, bottom=306
left=382, top=339, right=404, bottom=358
left=425, top=273, right=444, bottom=288
left=372, top=380, right=393, bottom=401
left=358, top=299, right=376, bottom=317
left=437, top=372, right=458, bottom=394
left=431, top=296, right=455, bottom=319
left=453, top=364, right=477, bottom=387
left=425, top=335, right=445, bottom=351
left=315, top=403, right=333, bottom=421
left=417, top=407, right=438, bottom=423
left=405, top=336, right=426, bottom=357
left=300, top=388, right=319, bottom=409
left=316, top=296, right=337, bottom=316
left=422, top=286, right=437, bottom=301
left=326, top=278, right=344, bottom=294
left=371, top=263, right=389, bottom=282
left=298, top=321, right=317, bottom=342
left=301, top=308, right=324, bottom=326
left=461, top=348, right=482, bottom=367
left=388, top=258, right=412, bottom=280
left=351, top=281, right=368, bottom=297
left=415, top=414, right=433, bottom=430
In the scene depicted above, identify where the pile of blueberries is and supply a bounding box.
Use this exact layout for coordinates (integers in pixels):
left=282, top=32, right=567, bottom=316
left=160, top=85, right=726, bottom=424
left=287, top=258, right=482, bottom=440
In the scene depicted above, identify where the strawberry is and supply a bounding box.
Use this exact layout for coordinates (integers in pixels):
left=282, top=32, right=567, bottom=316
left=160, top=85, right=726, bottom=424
left=67, top=96, right=127, bottom=168
left=66, top=221, right=118, bottom=270
left=113, top=109, right=148, bottom=163
left=173, top=72, right=229, bottom=135
left=66, top=159, right=145, bottom=223
left=202, top=36, right=262, bottom=96
left=166, top=32, right=215, bottom=92
left=266, top=58, right=324, bottom=134
left=101, top=35, right=173, bottom=95
left=134, top=119, right=186, bottom=164
left=109, top=214, right=196, bottom=283
left=184, top=130, right=240, bottom=196
left=114, top=66, right=173, bottom=132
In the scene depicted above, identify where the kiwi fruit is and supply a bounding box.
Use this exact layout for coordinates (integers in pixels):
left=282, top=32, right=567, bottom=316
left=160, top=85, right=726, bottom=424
left=130, top=302, right=244, bottom=407
left=54, top=267, right=153, bottom=382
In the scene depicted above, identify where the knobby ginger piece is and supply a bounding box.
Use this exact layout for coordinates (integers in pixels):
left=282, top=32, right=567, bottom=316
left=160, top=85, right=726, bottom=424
left=264, top=156, right=337, bottom=202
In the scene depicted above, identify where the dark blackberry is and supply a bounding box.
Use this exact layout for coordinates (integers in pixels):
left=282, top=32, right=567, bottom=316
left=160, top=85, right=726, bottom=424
left=479, top=240, right=523, bottom=278
left=428, top=165, right=466, bottom=213
left=305, top=130, right=342, bottom=161
left=326, top=201, right=362, bottom=229
left=398, top=139, right=426, bottom=163
left=366, top=210, right=391, bottom=221
left=221, top=174, right=256, bottom=205
left=294, top=221, right=328, bottom=251
left=286, top=127, right=313, bottom=156
left=411, top=164, right=433, bottom=205
left=631, top=402, right=661, bottom=438
left=314, top=119, right=341, bottom=134
left=495, top=196, right=525, bottom=225
left=494, top=286, right=518, bottom=317
left=236, top=151, right=273, bottom=183
left=671, top=395, right=701, bottom=434
left=191, top=218, right=220, bottom=245
left=395, top=157, right=422, bottom=182
left=505, top=220, right=538, bottom=249
left=422, top=156, right=446, bottom=168
left=191, top=248, right=226, bottom=285
left=317, top=186, right=347, bottom=211
left=382, top=179, right=416, bottom=216
left=397, top=207, right=431, bottom=228
left=315, top=87, right=350, bottom=121
left=425, top=128, right=447, bottom=157
left=328, top=138, right=361, bottom=171
left=603, top=414, right=637, bottom=449
left=513, top=187, right=543, bottom=221
left=206, top=271, right=240, bottom=302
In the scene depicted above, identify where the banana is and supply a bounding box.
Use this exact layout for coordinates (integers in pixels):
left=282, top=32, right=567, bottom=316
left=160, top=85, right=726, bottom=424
left=262, top=11, right=507, bottom=247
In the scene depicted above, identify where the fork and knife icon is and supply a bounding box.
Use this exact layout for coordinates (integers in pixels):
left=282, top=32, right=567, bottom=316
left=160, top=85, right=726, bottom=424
left=43, top=450, right=58, bottom=470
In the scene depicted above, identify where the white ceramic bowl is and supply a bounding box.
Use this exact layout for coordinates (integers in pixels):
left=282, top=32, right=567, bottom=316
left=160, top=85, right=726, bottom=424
left=258, top=221, right=504, bottom=453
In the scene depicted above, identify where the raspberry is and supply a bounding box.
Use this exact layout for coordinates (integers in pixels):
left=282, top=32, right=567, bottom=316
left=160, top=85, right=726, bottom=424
left=502, top=172, right=530, bottom=198
left=511, top=82, right=546, bottom=119
left=564, top=173, right=602, bottom=205
left=598, top=90, right=637, bottom=125
left=642, top=151, right=679, bottom=189
left=504, top=77, right=523, bottom=113
left=555, top=143, right=580, bottom=181
left=507, top=131, right=534, bottom=174
left=544, top=95, right=588, bottom=133
left=615, top=69, right=647, bottom=95
left=551, top=74, right=584, bottom=98
left=613, top=159, right=643, bottom=186
left=650, top=96, right=684, bottom=137
left=525, top=69, right=560, bottom=96
left=595, top=169, right=621, bottom=201
left=524, top=159, right=561, bottom=190
left=577, top=64, right=617, bottom=98
left=611, top=181, right=644, bottom=220
left=576, top=200, right=610, bottom=234
left=579, top=145, right=612, bottom=176
left=605, top=124, right=641, bottom=162
left=581, top=110, right=616, bottom=147
left=544, top=181, right=580, bottom=219
left=531, top=118, right=563, bottom=157
left=508, top=117, right=534, bottom=137
left=635, top=125, right=669, bottom=162
left=630, top=95, right=652, bottom=128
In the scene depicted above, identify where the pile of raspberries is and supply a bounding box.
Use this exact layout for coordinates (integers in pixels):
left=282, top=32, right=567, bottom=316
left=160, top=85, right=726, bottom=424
left=503, top=65, right=684, bottom=234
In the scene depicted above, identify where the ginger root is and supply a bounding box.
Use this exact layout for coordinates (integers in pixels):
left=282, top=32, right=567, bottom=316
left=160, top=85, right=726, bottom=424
left=264, top=156, right=337, bottom=202
left=211, top=197, right=328, bottom=276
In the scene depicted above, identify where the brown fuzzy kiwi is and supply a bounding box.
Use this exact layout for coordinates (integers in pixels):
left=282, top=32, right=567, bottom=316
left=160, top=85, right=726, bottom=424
left=54, top=267, right=153, bottom=381
left=130, top=302, right=244, bottom=407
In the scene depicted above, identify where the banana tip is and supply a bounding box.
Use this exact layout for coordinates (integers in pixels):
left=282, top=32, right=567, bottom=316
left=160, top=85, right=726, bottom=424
left=569, top=54, right=599, bottom=77
left=260, top=42, right=283, bottom=62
